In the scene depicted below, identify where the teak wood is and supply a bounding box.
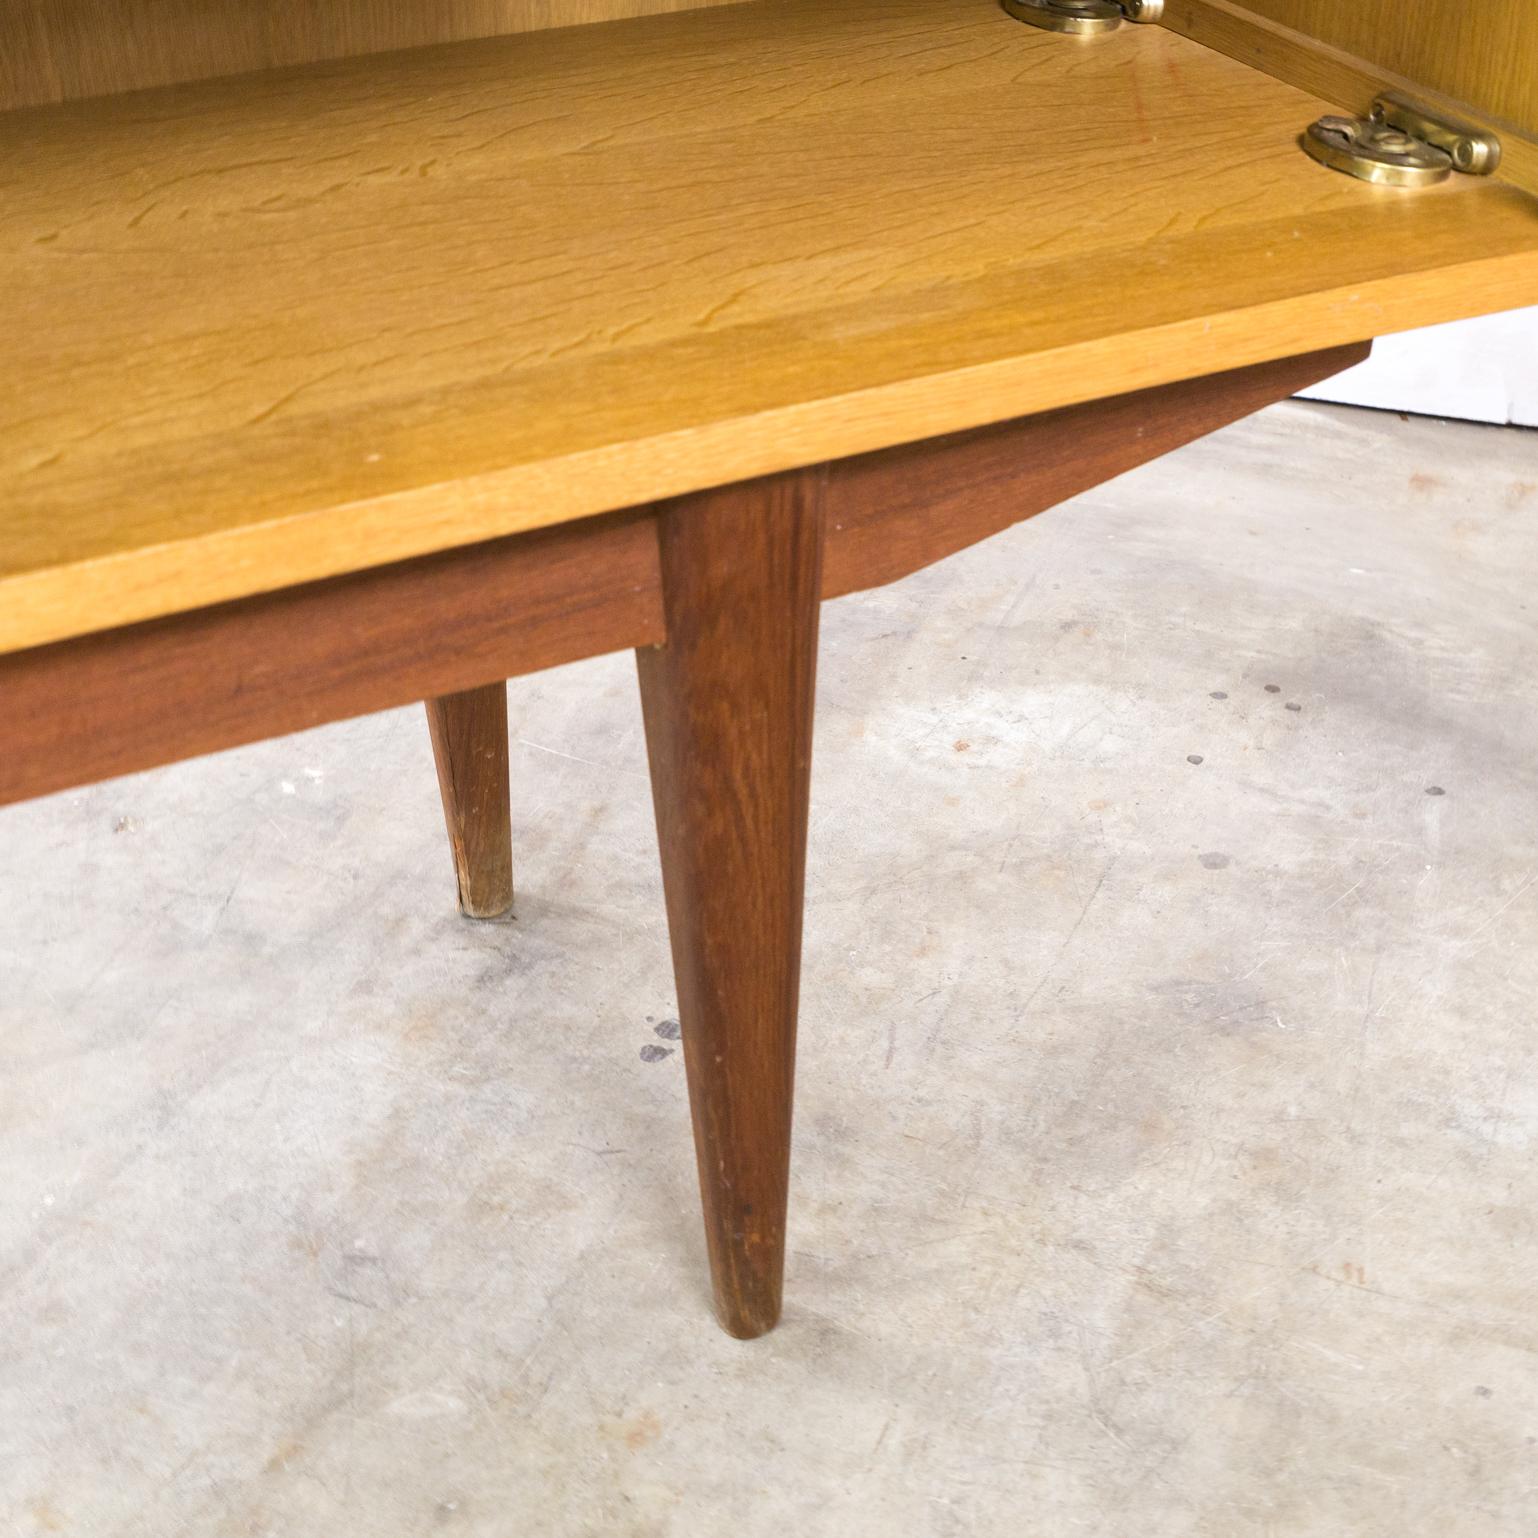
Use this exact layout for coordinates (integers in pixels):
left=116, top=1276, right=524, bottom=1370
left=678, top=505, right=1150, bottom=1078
left=0, top=511, right=665, bottom=807
left=0, top=347, right=1364, bottom=810
left=426, top=685, right=516, bottom=921
left=637, top=469, right=824, bottom=1340
left=0, top=345, right=1363, bottom=1334
left=2, top=0, right=1535, bottom=1343
left=819, top=344, right=1366, bottom=600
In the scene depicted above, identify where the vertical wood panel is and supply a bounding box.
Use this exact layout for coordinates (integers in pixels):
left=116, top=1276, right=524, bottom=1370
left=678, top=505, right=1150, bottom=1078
left=0, top=0, right=755, bottom=110
left=1173, top=0, right=1538, bottom=141
left=0, top=3, right=60, bottom=108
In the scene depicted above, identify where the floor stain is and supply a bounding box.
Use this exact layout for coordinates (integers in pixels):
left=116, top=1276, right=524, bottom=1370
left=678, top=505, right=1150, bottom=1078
left=27, top=1502, right=64, bottom=1533
left=263, top=1440, right=304, bottom=1474
left=602, top=1410, right=663, bottom=1451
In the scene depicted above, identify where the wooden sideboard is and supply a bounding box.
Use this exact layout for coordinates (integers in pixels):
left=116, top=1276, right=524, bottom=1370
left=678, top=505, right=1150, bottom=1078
left=3, top=0, right=1535, bottom=1336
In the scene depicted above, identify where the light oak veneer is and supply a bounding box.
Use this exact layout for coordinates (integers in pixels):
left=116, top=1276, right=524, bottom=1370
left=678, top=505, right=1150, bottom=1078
left=1, top=0, right=754, bottom=110
left=3, top=0, right=1536, bottom=652
left=1201, top=0, right=1538, bottom=141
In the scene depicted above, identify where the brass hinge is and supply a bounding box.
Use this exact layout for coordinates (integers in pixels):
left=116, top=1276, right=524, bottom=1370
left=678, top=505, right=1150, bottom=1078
left=1303, top=93, right=1503, bottom=188
left=1001, top=0, right=1161, bottom=34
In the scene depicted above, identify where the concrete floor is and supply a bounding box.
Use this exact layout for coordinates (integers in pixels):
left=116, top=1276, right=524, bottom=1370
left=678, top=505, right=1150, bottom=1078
left=3, top=402, right=1536, bottom=1536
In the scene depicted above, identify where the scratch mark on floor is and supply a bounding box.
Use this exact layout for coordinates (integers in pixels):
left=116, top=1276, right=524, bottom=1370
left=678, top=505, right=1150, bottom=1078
left=1019, top=855, right=1118, bottom=1019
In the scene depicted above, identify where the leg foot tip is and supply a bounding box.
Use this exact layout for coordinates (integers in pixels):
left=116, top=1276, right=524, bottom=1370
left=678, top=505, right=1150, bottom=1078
left=455, top=885, right=515, bottom=921
left=715, top=1296, right=782, bottom=1340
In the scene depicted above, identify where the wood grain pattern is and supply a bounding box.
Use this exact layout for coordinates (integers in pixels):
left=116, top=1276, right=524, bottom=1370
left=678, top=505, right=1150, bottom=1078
left=426, top=685, right=515, bottom=920
left=0, top=510, right=662, bottom=807
left=3, top=0, right=1535, bottom=655
left=0, top=0, right=753, bottom=110
left=0, top=347, right=1367, bottom=809
left=1176, top=0, right=1538, bottom=142
left=636, top=467, right=824, bottom=1339
left=822, top=343, right=1368, bottom=600
left=1161, top=1, right=1538, bottom=195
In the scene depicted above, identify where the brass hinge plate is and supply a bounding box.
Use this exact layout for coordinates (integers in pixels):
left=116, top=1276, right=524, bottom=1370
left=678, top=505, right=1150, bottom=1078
left=999, top=5, right=1502, bottom=193
left=1304, top=93, right=1503, bottom=188
left=1001, top=0, right=1162, bottom=33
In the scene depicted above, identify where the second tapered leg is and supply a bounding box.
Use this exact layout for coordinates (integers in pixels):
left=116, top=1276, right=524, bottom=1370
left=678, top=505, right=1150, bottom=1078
left=636, top=467, right=825, bottom=1339
left=425, top=683, right=514, bottom=919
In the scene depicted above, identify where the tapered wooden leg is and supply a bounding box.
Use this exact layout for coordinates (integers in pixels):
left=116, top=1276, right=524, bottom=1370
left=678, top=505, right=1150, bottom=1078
left=636, top=467, right=825, bottom=1339
left=424, top=683, right=514, bottom=920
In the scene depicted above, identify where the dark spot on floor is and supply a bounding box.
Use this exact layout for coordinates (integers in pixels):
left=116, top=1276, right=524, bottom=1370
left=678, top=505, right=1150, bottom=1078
left=1264, top=685, right=1281, bottom=694
left=953, top=740, right=971, bottom=753
left=1210, top=691, right=1228, bottom=700
left=655, top=1019, right=682, bottom=1041
left=1200, top=853, right=1231, bottom=870
left=1286, top=702, right=1302, bottom=713
left=639, top=1044, right=674, bottom=1063
left=1426, top=786, right=1446, bottom=797
left=1475, top=1385, right=1494, bottom=1398
left=1187, top=755, right=1204, bottom=766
